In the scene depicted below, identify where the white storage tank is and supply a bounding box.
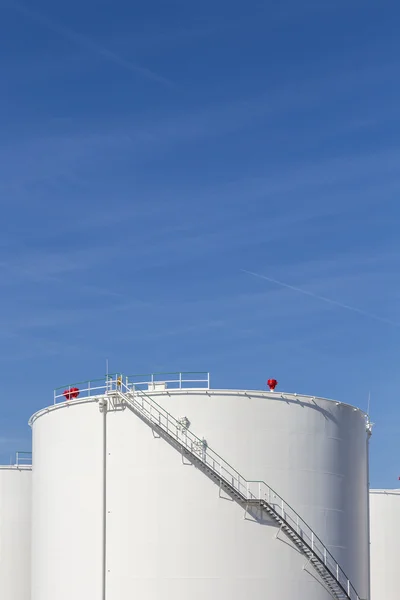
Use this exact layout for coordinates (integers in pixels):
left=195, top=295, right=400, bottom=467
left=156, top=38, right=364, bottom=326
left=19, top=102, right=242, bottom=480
left=0, top=464, right=32, bottom=600
left=30, top=374, right=370, bottom=600
left=370, top=489, right=400, bottom=600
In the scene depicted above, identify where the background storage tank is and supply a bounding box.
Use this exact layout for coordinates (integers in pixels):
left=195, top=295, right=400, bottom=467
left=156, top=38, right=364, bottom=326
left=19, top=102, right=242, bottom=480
left=0, top=464, right=32, bottom=600
left=30, top=374, right=370, bottom=600
left=370, top=489, right=400, bottom=600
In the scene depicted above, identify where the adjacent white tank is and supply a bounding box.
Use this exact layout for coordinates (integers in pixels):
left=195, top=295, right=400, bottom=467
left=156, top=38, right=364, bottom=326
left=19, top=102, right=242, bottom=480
left=0, top=465, right=32, bottom=600
left=30, top=384, right=370, bottom=600
left=370, top=489, right=400, bottom=600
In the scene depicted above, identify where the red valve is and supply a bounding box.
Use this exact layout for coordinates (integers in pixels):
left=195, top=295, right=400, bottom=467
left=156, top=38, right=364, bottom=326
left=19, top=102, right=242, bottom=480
left=63, top=387, right=80, bottom=401
left=267, top=379, right=278, bottom=391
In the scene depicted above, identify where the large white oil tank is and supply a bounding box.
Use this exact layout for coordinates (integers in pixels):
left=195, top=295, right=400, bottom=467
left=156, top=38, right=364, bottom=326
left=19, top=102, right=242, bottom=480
left=0, top=464, right=32, bottom=600
left=30, top=374, right=370, bottom=600
left=370, top=489, right=400, bottom=600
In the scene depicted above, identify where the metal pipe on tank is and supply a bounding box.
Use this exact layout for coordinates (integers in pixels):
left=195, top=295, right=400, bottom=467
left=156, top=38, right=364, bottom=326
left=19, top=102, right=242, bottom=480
left=99, top=398, right=108, bottom=600
left=366, top=431, right=371, bottom=600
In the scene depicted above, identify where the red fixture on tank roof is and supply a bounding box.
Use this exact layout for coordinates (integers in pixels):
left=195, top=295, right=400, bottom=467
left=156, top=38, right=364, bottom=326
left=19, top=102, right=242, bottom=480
left=63, top=387, right=80, bottom=401
left=267, top=379, right=278, bottom=391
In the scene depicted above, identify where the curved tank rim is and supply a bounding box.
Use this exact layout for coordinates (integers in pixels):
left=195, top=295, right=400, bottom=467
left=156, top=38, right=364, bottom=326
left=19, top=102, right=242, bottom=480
left=370, top=488, right=400, bottom=495
left=28, top=387, right=369, bottom=427
left=0, top=464, right=32, bottom=471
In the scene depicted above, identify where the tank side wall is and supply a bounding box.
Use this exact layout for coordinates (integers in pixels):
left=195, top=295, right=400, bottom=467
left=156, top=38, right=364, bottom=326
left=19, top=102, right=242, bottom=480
left=0, top=468, right=31, bottom=600
left=31, top=401, right=104, bottom=600
left=370, top=490, right=400, bottom=600
left=151, top=391, right=369, bottom=597
left=105, top=390, right=368, bottom=599
left=31, top=390, right=369, bottom=600
left=106, top=407, right=334, bottom=600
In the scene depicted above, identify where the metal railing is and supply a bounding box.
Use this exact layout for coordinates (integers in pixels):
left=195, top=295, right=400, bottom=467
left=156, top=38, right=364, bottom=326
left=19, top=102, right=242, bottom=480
left=15, top=451, right=32, bottom=466
left=54, top=372, right=210, bottom=404
left=126, top=372, right=210, bottom=390
left=114, top=379, right=360, bottom=600
left=54, top=378, right=108, bottom=404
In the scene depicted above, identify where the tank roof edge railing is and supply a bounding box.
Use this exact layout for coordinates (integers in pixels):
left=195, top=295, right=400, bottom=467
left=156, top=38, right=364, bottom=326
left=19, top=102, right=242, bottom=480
left=114, top=378, right=360, bottom=600
left=54, top=377, right=106, bottom=391
left=53, top=378, right=108, bottom=404
left=125, top=372, right=210, bottom=390
left=15, top=451, right=32, bottom=466
left=53, top=373, right=210, bottom=403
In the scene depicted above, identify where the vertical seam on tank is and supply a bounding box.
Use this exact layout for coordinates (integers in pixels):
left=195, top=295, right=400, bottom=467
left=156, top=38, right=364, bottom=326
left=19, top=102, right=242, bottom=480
left=366, top=435, right=371, bottom=600
left=102, top=406, right=107, bottom=600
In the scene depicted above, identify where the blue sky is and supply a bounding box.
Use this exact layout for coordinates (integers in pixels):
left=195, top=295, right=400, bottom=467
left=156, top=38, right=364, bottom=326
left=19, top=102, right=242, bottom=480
left=0, top=0, right=399, bottom=487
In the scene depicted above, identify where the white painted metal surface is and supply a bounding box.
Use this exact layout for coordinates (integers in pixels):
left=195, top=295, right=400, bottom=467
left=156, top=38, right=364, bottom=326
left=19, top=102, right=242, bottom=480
left=370, top=489, right=400, bottom=600
left=30, top=377, right=370, bottom=600
left=0, top=465, right=32, bottom=600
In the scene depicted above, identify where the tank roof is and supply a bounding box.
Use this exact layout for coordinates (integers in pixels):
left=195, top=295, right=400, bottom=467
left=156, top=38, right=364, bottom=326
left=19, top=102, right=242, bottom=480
left=29, top=373, right=370, bottom=428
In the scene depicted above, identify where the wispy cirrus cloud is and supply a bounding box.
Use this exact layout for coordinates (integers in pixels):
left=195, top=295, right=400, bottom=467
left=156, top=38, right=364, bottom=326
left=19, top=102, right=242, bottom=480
left=6, top=0, right=174, bottom=86
left=0, top=50, right=398, bottom=198
left=241, top=269, right=400, bottom=328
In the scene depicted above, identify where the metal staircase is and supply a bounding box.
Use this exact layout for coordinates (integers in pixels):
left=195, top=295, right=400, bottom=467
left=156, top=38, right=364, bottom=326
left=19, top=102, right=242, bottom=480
left=109, top=381, right=361, bottom=600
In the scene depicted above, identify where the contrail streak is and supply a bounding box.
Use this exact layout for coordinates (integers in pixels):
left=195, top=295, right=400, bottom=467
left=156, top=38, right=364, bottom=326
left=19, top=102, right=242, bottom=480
left=241, top=269, right=400, bottom=327
left=6, top=1, right=174, bottom=87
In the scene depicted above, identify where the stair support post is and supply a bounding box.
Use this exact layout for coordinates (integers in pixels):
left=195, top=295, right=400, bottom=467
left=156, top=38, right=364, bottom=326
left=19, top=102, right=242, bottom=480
left=275, top=523, right=283, bottom=539
left=302, top=555, right=313, bottom=571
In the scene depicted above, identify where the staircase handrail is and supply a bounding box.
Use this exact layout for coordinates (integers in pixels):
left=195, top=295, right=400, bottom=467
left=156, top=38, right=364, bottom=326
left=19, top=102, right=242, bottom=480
left=115, top=381, right=360, bottom=600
